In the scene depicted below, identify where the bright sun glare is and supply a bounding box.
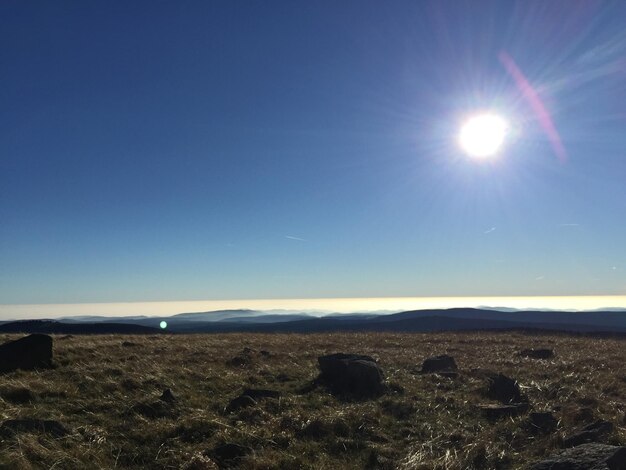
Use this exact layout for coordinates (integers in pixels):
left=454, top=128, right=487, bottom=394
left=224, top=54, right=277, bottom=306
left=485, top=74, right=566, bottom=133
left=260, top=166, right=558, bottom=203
left=459, top=113, right=509, bottom=158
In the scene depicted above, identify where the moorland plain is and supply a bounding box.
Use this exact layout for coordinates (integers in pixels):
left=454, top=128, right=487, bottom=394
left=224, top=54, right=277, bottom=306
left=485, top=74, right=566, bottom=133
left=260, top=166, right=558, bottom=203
left=0, top=332, right=624, bottom=469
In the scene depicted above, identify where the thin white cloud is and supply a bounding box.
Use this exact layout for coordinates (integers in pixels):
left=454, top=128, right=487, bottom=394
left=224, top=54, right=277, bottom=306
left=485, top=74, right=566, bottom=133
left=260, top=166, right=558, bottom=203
left=285, top=235, right=306, bottom=242
left=484, top=227, right=496, bottom=234
left=535, top=276, right=545, bottom=281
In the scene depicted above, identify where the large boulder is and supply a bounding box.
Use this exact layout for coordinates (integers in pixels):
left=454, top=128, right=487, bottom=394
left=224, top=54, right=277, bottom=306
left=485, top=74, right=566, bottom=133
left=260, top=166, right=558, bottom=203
left=530, top=443, right=626, bottom=470
left=0, top=334, right=53, bottom=373
left=421, top=355, right=458, bottom=374
left=318, top=353, right=385, bottom=399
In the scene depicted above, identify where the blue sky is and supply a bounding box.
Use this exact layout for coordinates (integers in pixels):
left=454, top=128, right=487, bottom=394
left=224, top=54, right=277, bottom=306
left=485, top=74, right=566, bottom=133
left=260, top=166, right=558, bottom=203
left=1, top=1, right=625, bottom=305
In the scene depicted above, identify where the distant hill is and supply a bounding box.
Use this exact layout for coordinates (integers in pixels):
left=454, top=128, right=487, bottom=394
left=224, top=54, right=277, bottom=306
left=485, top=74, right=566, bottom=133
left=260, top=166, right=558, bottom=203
left=169, top=314, right=626, bottom=335
left=5, top=307, right=626, bottom=335
left=371, top=308, right=626, bottom=329
left=0, top=320, right=161, bottom=335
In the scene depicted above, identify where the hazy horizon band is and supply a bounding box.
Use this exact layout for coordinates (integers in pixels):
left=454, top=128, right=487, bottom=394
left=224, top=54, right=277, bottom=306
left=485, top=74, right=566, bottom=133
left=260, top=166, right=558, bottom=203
left=1, top=295, right=626, bottom=320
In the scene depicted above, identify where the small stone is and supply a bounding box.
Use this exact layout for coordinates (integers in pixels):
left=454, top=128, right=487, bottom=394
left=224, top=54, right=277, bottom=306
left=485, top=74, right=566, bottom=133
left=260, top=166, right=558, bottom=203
left=299, top=419, right=332, bottom=439
left=421, top=355, right=458, bottom=374
left=160, top=388, right=176, bottom=403
left=519, top=348, right=554, bottom=359
left=484, top=372, right=523, bottom=404
left=225, top=395, right=256, bottom=413
left=528, top=412, right=558, bottom=434
left=131, top=400, right=175, bottom=419
left=227, top=355, right=251, bottom=367
left=210, top=443, right=251, bottom=464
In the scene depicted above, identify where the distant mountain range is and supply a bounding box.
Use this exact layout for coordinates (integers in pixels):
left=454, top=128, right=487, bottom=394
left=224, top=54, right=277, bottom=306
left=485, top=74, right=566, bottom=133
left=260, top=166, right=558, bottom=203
left=1, top=307, right=625, bottom=335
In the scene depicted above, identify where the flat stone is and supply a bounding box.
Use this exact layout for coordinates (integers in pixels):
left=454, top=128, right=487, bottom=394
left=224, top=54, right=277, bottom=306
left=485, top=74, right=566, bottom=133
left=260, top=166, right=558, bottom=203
left=477, top=403, right=529, bottom=421
left=563, top=420, right=614, bottom=448
left=241, top=388, right=280, bottom=400
left=530, top=443, right=626, bottom=470
left=0, top=419, right=69, bottom=438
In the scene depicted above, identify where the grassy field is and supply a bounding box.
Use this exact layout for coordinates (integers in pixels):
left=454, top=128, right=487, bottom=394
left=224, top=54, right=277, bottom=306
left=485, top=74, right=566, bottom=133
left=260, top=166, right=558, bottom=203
left=0, top=331, right=624, bottom=469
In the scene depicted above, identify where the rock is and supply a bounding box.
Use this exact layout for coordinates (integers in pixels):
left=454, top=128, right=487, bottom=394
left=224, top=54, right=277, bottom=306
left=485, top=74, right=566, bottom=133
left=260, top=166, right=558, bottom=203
left=260, top=350, right=271, bottom=357
left=226, top=355, right=251, bottom=367
left=160, top=388, right=176, bottom=403
left=318, top=353, right=385, bottom=399
left=563, top=420, right=614, bottom=448
left=437, top=370, right=459, bottom=378
left=0, top=386, right=36, bottom=404
left=530, top=443, right=626, bottom=470
left=0, top=419, right=69, bottom=437
left=520, top=348, right=555, bottom=359
left=241, top=388, right=280, bottom=400
left=131, top=400, right=176, bottom=419
left=421, top=355, right=458, bottom=374
left=225, top=388, right=279, bottom=413
left=181, top=453, right=219, bottom=470
left=529, top=412, right=558, bottom=434
left=299, top=419, right=333, bottom=439
left=484, top=372, right=523, bottom=404
left=0, top=334, right=53, bottom=373
left=576, top=407, right=596, bottom=423
left=225, top=395, right=257, bottom=413
left=210, top=443, right=251, bottom=465
left=380, top=399, right=416, bottom=420
left=477, top=403, right=529, bottom=421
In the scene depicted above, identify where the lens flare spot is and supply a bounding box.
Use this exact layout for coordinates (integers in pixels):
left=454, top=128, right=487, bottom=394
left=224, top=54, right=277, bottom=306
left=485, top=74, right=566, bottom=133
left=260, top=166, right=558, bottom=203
left=160, top=321, right=168, bottom=329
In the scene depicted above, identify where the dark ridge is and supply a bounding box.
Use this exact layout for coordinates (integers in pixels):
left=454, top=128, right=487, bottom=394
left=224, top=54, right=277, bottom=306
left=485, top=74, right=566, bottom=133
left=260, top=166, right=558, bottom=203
left=0, top=320, right=162, bottom=335
left=164, top=315, right=626, bottom=336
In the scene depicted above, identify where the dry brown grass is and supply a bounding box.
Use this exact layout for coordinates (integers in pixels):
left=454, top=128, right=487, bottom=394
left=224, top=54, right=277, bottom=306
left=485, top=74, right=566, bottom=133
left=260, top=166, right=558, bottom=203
left=0, top=331, right=624, bottom=469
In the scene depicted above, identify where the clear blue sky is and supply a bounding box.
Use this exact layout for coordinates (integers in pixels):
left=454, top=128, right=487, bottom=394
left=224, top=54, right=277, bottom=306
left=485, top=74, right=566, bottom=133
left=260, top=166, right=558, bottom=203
left=1, top=1, right=625, bottom=305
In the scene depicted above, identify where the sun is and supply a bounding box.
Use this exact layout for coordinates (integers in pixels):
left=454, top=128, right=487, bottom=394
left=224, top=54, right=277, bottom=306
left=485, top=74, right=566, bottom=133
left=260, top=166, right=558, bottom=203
left=458, top=113, right=509, bottom=158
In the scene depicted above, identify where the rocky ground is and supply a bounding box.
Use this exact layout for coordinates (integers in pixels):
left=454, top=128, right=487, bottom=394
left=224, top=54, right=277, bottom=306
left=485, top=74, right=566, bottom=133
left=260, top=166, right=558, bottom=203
left=0, top=331, right=624, bottom=469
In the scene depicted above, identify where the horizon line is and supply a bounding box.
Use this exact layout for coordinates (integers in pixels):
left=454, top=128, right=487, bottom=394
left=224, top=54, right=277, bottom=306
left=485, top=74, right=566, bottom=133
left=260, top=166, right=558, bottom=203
left=1, top=295, right=626, bottom=321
